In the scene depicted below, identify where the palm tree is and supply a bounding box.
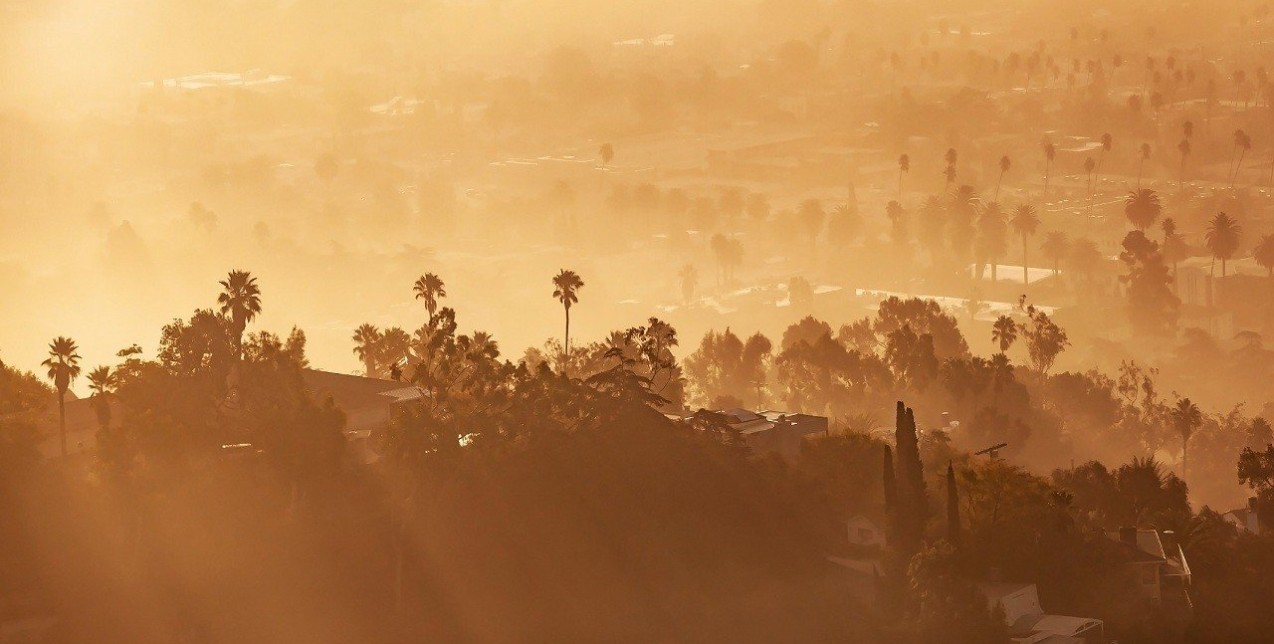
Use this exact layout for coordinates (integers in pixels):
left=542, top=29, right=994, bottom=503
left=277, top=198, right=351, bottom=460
left=1231, top=130, right=1252, bottom=187
left=1124, top=189, right=1162, bottom=231
left=897, top=154, right=910, bottom=201
left=1163, top=218, right=1187, bottom=291
left=991, top=315, right=1018, bottom=353
left=352, top=323, right=382, bottom=377
left=1254, top=234, right=1274, bottom=278
left=217, top=270, right=262, bottom=352
left=412, top=273, right=446, bottom=320
left=798, top=199, right=825, bottom=252
left=599, top=143, right=614, bottom=171
left=1177, top=138, right=1191, bottom=190
left=1171, top=398, right=1202, bottom=481
left=1094, top=133, right=1112, bottom=197
left=944, top=148, right=958, bottom=188
left=552, top=270, right=585, bottom=357
left=1041, top=231, right=1069, bottom=276
left=1010, top=204, right=1041, bottom=285
left=86, top=366, right=115, bottom=433
left=1083, top=156, right=1097, bottom=224
left=886, top=200, right=908, bottom=247
left=1205, top=212, right=1243, bottom=279
left=995, top=155, right=1011, bottom=201
left=1042, top=138, right=1056, bottom=197
left=1137, top=143, right=1151, bottom=188
left=678, top=264, right=698, bottom=303
left=42, top=337, right=82, bottom=457
left=976, top=202, right=1008, bottom=281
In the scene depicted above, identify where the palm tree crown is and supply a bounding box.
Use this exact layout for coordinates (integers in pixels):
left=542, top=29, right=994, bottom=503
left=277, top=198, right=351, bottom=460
left=991, top=315, right=1018, bottom=353
left=1010, top=205, right=1041, bottom=285
left=413, top=273, right=447, bottom=319
left=1124, top=189, right=1162, bottom=231
left=553, top=270, right=585, bottom=357
left=1205, top=212, right=1243, bottom=277
left=42, top=336, right=82, bottom=457
left=1254, top=234, right=1274, bottom=277
left=218, top=270, right=262, bottom=339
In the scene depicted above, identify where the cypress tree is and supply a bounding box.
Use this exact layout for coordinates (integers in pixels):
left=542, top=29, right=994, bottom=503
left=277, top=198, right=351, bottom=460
left=947, top=462, right=962, bottom=549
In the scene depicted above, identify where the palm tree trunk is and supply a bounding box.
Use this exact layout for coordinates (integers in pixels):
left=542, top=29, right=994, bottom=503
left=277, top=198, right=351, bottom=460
left=1022, top=236, right=1029, bottom=285
left=1043, top=165, right=1049, bottom=197
left=564, top=306, right=571, bottom=358
left=58, top=393, right=67, bottom=457
left=1182, top=439, right=1189, bottom=483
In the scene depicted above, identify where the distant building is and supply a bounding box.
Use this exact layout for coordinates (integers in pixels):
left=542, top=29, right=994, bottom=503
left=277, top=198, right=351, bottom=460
left=846, top=515, right=885, bottom=548
left=977, top=581, right=1104, bottom=644
left=714, top=408, right=829, bottom=460
left=1106, top=527, right=1192, bottom=608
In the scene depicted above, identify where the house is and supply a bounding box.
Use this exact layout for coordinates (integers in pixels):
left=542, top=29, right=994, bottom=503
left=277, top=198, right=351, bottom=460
left=846, top=515, right=885, bottom=548
left=977, top=581, right=1104, bottom=644
left=715, top=408, right=829, bottom=460
left=1222, top=498, right=1263, bottom=534
left=1106, top=527, right=1192, bottom=608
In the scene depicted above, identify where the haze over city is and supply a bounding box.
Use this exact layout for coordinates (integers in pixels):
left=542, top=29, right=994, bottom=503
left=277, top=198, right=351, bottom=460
left=3, top=1, right=1274, bottom=642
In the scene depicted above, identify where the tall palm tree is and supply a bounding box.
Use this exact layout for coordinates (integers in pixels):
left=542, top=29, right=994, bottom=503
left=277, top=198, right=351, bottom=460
left=976, top=202, right=1008, bottom=281
left=944, top=148, right=958, bottom=188
left=552, top=270, right=585, bottom=357
left=1124, top=189, right=1162, bottom=231
left=897, top=153, right=910, bottom=202
left=1041, top=231, right=1069, bottom=276
left=42, top=337, right=82, bottom=457
left=995, top=155, right=1011, bottom=201
left=352, top=324, right=382, bottom=377
left=412, top=273, right=446, bottom=320
left=217, top=270, right=262, bottom=352
left=1010, top=204, right=1041, bottom=284
left=1231, top=130, right=1252, bottom=187
left=1162, top=218, right=1187, bottom=291
left=599, top=143, right=614, bottom=171
left=1205, top=212, right=1243, bottom=279
left=1177, top=138, right=1191, bottom=191
left=991, top=315, right=1018, bottom=353
left=1254, top=233, right=1274, bottom=278
left=678, top=264, right=698, bottom=303
left=1171, top=398, right=1202, bottom=481
left=1042, top=139, right=1056, bottom=197
left=1137, top=143, right=1151, bottom=188
left=86, top=366, right=115, bottom=433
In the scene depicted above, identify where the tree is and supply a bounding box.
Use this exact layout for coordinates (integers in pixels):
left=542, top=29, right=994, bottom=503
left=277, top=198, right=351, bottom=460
left=552, top=269, right=585, bottom=358
left=892, top=401, right=928, bottom=555
left=886, top=200, right=909, bottom=247
left=217, top=270, right=262, bottom=353
left=1137, top=143, right=1151, bottom=188
left=1009, top=205, right=1040, bottom=284
left=1163, top=218, right=1187, bottom=290
left=1205, top=212, right=1242, bottom=279
left=1124, top=189, right=1162, bottom=231
left=353, top=323, right=382, bottom=377
left=42, top=336, right=82, bottom=457
left=1254, top=234, right=1274, bottom=278
left=991, top=315, right=1017, bottom=353
left=598, top=142, right=614, bottom=170
left=678, top=264, right=698, bottom=303
left=1120, top=231, right=1180, bottom=334
left=947, top=463, right=962, bottom=549
left=944, top=148, right=958, bottom=187
left=975, top=202, right=1008, bottom=281
left=1171, top=398, right=1202, bottom=482
left=898, top=153, right=910, bottom=201
left=413, top=273, right=447, bottom=320
left=798, top=199, right=825, bottom=250
left=1041, top=231, right=1069, bottom=276
left=86, top=365, right=115, bottom=433
left=1019, top=303, right=1068, bottom=373
left=1042, top=139, right=1056, bottom=197
left=1178, top=138, right=1191, bottom=190
left=1230, top=130, right=1252, bottom=187
left=995, top=155, right=1011, bottom=201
